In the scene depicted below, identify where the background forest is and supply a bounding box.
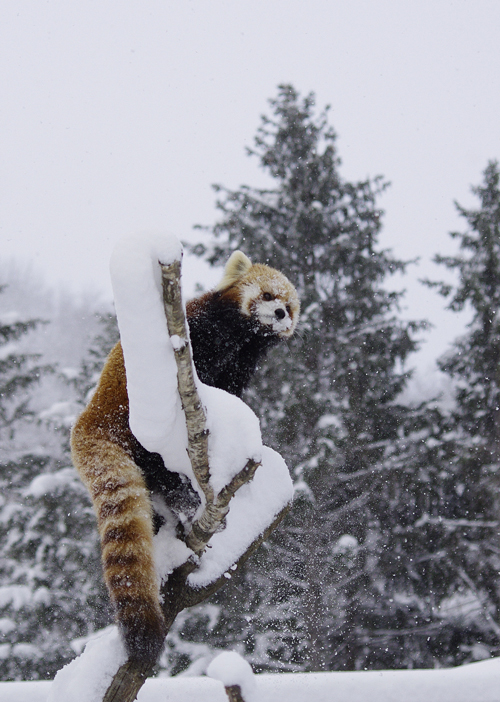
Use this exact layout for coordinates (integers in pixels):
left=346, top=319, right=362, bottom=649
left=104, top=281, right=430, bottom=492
left=1, top=86, right=500, bottom=681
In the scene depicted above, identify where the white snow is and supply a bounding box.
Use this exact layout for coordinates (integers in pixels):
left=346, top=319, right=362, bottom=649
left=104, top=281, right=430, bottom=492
left=0, top=642, right=41, bottom=667
left=207, top=651, right=257, bottom=702
left=47, top=627, right=127, bottom=702
left=333, top=534, right=359, bottom=554
left=252, top=659, right=500, bottom=702
left=0, top=586, right=33, bottom=610
left=110, top=233, right=192, bottom=479
left=198, top=383, right=262, bottom=497
left=188, top=446, right=292, bottom=589
left=70, top=625, right=117, bottom=656
left=0, top=311, right=22, bottom=325
left=25, top=467, right=79, bottom=498
left=11, top=643, right=40, bottom=660
left=152, top=497, right=193, bottom=580
left=0, top=342, right=19, bottom=361
left=6, top=657, right=500, bottom=702
left=170, top=334, right=187, bottom=350
left=60, top=366, right=80, bottom=381
left=316, top=413, right=342, bottom=430
left=0, top=618, right=16, bottom=635
left=38, top=401, right=77, bottom=428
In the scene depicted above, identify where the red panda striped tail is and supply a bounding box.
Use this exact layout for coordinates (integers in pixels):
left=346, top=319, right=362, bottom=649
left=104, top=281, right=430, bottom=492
left=71, top=428, right=167, bottom=664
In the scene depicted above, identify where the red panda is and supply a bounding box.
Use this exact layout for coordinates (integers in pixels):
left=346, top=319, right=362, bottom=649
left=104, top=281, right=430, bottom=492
left=70, top=250, right=300, bottom=665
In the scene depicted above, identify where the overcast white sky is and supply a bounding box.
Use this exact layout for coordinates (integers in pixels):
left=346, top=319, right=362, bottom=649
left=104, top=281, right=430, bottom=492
left=1, top=1, right=500, bottom=376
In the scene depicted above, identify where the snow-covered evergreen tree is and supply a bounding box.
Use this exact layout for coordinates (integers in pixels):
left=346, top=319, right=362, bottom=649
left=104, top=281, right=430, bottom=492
left=182, top=84, right=455, bottom=671
left=0, top=291, right=117, bottom=680
left=422, top=160, right=500, bottom=660
left=432, top=161, right=500, bottom=461
left=0, top=299, right=46, bottom=445
left=0, top=286, right=54, bottom=678
left=174, top=85, right=500, bottom=672
left=67, top=312, right=119, bottom=404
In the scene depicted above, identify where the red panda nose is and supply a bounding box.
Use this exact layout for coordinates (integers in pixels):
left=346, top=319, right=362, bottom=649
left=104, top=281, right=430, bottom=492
left=275, top=308, right=286, bottom=320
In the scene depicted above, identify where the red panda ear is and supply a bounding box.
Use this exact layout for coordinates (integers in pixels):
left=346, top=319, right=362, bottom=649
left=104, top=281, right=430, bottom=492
left=215, top=250, right=253, bottom=291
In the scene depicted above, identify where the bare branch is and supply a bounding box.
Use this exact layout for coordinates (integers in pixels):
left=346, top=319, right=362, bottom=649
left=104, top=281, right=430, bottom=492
left=160, top=259, right=262, bottom=555
left=160, top=259, right=213, bottom=501
left=225, top=684, right=246, bottom=702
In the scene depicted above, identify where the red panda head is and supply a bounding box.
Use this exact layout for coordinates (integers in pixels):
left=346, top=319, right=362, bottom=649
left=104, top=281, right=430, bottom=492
left=215, top=251, right=300, bottom=338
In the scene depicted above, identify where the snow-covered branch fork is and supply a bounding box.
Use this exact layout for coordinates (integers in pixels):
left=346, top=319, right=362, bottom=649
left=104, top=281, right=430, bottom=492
left=75, top=243, right=293, bottom=702
left=160, top=259, right=261, bottom=555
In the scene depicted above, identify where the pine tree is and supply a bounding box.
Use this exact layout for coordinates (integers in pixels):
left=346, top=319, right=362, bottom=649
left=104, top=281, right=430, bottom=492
left=0, top=289, right=53, bottom=678
left=0, top=303, right=45, bottom=445
left=183, top=85, right=451, bottom=672
left=0, top=308, right=117, bottom=680
left=431, top=161, right=500, bottom=461
left=68, top=311, right=120, bottom=403
left=422, top=160, right=500, bottom=661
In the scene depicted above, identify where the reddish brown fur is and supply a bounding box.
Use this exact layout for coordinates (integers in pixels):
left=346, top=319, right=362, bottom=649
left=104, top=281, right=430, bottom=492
left=71, top=343, right=166, bottom=663
left=184, top=285, right=242, bottom=316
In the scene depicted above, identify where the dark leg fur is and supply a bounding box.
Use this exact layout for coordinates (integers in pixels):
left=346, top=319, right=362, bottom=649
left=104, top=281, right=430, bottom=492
left=131, top=440, right=201, bottom=524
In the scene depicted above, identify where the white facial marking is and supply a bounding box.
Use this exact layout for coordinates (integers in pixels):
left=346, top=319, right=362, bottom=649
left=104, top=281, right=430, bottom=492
left=240, top=277, right=298, bottom=337
left=240, top=282, right=261, bottom=316
left=255, top=299, right=293, bottom=334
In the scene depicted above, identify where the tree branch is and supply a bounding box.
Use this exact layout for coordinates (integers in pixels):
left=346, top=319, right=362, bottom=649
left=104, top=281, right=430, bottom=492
left=102, top=660, right=153, bottom=702
left=160, top=259, right=213, bottom=501
left=160, top=259, right=262, bottom=554
left=181, top=502, right=290, bottom=608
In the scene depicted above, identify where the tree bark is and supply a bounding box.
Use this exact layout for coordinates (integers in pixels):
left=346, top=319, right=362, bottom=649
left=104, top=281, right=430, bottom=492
left=224, top=684, right=245, bottom=702
left=102, top=660, right=154, bottom=702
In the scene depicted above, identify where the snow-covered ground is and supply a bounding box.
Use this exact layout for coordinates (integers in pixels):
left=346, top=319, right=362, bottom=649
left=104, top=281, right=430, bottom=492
left=2, top=657, right=500, bottom=702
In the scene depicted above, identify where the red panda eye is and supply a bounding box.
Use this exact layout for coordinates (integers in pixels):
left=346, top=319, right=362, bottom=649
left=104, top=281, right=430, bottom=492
left=286, top=305, right=291, bottom=315
left=263, top=292, right=273, bottom=301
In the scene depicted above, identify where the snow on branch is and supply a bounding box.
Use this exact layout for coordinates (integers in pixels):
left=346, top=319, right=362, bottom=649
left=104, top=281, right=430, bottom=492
left=160, top=259, right=212, bottom=500
left=160, top=259, right=261, bottom=554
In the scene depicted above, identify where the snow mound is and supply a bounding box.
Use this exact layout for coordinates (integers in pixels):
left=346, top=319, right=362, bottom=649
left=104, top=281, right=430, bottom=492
left=207, top=651, right=257, bottom=702
left=47, top=627, right=126, bottom=702
left=110, top=233, right=191, bottom=478
left=25, top=467, right=79, bottom=498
